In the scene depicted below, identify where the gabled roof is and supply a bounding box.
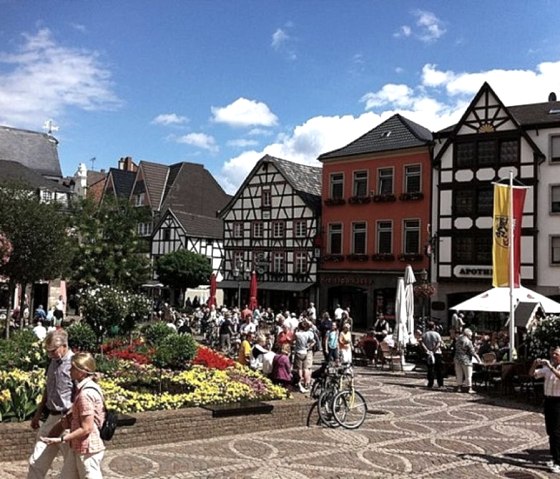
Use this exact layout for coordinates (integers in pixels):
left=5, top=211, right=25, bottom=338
left=135, top=161, right=170, bottom=210
left=0, top=160, right=69, bottom=192
left=0, top=126, right=62, bottom=178
left=107, top=168, right=136, bottom=199
left=160, top=162, right=231, bottom=217
left=434, top=82, right=545, bottom=163
left=318, top=114, right=432, bottom=161
left=87, top=170, right=106, bottom=187
left=219, top=155, right=322, bottom=218
left=156, top=208, right=224, bottom=240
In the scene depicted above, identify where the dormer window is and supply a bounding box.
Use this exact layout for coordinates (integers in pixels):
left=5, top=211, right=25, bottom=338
left=135, top=193, right=145, bottom=207
left=381, top=130, right=392, bottom=138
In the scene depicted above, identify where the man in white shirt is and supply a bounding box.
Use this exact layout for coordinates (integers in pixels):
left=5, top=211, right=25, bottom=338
left=334, top=304, right=343, bottom=321
left=307, top=302, right=316, bottom=322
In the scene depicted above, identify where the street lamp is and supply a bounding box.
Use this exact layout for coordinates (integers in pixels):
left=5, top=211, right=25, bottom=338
left=232, top=260, right=245, bottom=308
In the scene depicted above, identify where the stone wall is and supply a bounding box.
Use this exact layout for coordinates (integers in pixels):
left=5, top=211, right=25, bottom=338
left=0, top=397, right=313, bottom=462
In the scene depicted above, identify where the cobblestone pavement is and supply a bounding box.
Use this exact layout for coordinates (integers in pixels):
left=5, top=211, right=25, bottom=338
left=3, top=367, right=554, bottom=478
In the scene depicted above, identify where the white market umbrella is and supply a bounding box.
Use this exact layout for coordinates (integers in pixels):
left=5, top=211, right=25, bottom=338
left=404, top=265, right=416, bottom=335
left=450, top=286, right=560, bottom=313
left=395, top=277, right=408, bottom=348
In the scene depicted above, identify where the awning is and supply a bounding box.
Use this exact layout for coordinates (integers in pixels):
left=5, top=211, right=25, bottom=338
left=217, top=281, right=312, bottom=292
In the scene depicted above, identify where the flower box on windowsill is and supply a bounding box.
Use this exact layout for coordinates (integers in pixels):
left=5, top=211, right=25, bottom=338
left=348, top=195, right=371, bottom=205
left=323, top=254, right=345, bottom=263
left=371, top=253, right=395, bottom=261
left=398, top=253, right=424, bottom=262
left=399, top=192, right=424, bottom=201
left=324, top=198, right=346, bottom=206
left=372, top=194, right=396, bottom=203
left=346, top=254, right=369, bottom=262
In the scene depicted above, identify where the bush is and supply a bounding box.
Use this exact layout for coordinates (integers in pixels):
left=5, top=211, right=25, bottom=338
left=0, top=329, right=45, bottom=371
left=143, top=322, right=174, bottom=346
left=527, top=314, right=560, bottom=359
left=67, top=322, right=97, bottom=353
left=152, top=333, right=198, bottom=370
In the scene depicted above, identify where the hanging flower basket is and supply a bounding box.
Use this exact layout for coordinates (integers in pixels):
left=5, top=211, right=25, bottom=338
left=414, top=283, right=436, bottom=299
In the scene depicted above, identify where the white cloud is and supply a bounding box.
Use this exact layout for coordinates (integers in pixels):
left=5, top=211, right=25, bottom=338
left=271, top=28, right=289, bottom=50
left=227, top=138, right=259, bottom=148
left=151, top=113, right=188, bottom=126
left=360, top=84, right=415, bottom=109
left=176, top=132, right=218, bottom=153
left=218, top=60, right=560, bottom=193
left=414, top=10, right=446, bottom=42
left=0, top=28, right=121, bottom=128
left=212, top=97, right=278, bottom=128
left=394, top=11, right=446, bottom=43
left=271, top=25, right=297, bottom=61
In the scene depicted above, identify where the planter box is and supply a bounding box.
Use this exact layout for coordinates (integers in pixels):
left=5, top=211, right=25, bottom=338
left=399, top=192, right=424, bottom=201
left=348, top=196, right=371, bottom=205
left=371, top=254, right=395, bottom=261
left=373, top=194, right=396, bottom=203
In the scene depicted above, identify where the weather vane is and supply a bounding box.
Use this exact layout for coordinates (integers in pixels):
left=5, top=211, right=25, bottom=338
left=42, top=119, right=59, bottom=135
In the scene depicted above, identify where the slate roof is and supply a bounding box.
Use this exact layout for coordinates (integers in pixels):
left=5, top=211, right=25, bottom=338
left=108, top=168, right=136, bottom=199
left=0, top=160, right=69, bottom=192
left=137, top=161, right=170, bottom=209
left=170, top=209, right=224, bottom=239
left=87, top=170, right=106, bottom=187
left=0, top=126, right=62, bottom=178
left=159, top=162, right=231, bottom=218
left=318, top=114, right=433, bottom=161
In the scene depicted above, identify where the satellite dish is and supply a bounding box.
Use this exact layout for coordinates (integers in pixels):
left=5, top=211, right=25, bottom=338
left=549, top=92, right=557, bottom=102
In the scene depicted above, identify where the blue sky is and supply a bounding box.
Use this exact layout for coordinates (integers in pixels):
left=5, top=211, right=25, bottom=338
left=1, top=1, right=560, bottom=193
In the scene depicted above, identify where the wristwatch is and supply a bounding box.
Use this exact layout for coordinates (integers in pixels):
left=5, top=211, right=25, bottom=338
left=60, top=433, right=66, bottom=443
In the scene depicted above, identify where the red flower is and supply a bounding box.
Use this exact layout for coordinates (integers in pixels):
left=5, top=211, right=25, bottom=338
left=193, top=346, right=235, bottom=370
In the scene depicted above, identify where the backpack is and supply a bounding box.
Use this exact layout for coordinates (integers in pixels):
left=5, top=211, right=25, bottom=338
left=83, top=385, right=118, bottom=441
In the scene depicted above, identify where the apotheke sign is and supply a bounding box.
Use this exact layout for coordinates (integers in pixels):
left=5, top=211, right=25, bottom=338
left=454, top=265, right=492, bottom=278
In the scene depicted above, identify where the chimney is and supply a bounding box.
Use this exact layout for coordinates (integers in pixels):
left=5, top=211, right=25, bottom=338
left=549, top=92, right=557, bottom=102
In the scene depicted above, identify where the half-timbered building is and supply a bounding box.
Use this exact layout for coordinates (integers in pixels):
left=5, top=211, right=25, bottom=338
left=431, top=82, right=560, bottom=325
left=218, top=155, right=322, bottom=312
left=318, top=114, right=433, bottom=330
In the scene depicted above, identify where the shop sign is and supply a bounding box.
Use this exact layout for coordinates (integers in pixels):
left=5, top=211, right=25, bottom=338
left=454, top=265, right=492, bottom=278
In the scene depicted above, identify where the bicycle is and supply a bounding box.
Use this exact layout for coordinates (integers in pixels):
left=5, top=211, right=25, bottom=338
left=331, top=373, right=367, bottom=429
left=316, top=363, right=354, bottom=428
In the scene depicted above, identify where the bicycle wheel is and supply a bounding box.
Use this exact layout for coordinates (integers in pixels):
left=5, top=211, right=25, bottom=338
left=310, top=379, right=323, bottom=400
left=332, top=390, right=367, bottom=429
left=317, top=390, right=340, bottom=428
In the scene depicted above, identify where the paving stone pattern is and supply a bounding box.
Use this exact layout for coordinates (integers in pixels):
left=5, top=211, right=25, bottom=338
left=2, top=368, right=555, bottom=478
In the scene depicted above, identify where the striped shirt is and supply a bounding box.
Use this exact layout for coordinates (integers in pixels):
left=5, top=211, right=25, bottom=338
left=46, top=350, right=74, bottom=413
left=535, top=364, right=560, bottom=397
left=69, top=378, right=106, bottom=454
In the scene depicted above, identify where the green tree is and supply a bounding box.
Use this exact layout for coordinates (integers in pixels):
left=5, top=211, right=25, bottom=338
left=69, top=197, right=151, bottom=291
left=155, top=250, right=212, bottom=303
left=0, top=183, right=73, bottom=337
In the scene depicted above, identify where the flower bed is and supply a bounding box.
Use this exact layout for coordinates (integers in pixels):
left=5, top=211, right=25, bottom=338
left=0, top=339, right=289, bottom=422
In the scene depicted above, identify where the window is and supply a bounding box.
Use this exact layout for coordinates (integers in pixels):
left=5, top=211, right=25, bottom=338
left=328, top=223, right=342, bottom=255
left=453, top=232, right=492, bottom=263
left=378, top=168, right=393, bottom=194
left=552, top=136, right=560, bottom=163
left=455, top=138, right=519, bottom=168
left=233, top=251, right=244, bottom=273
left=233, top=222, right=243, bottom=238
left=262, top=189, right=271, bottom=208
left=272, top=221, right=285, bottom=238
left=272, top=252, right=285, bottom=273
left=330, top=173, right=344, bottom=199
left=135, top=193, right=145, bottom=207
left=404, top=165, right=421, bottom=193
left=552, top=186, right=560, bottom=213
left=252, top=221, right=264, bottom=238
left=294, top=251, right=307, bottom=273
left=294, top=220, right=307, bottom=238
left=40, top=190, right=53, bottom=202
left=377, top=221, right=392, bottom=254
left=352, top=222, right=367, bottom=254
left=137, top=222, right=152, bottom=237
left=403, top=219, right=420, bottom=254
left=552, top=236, right=560, bottom=265
left=162, top=228, right=171, bottom=241
left=353, top=171, right=368, bottom=197
left=453, top=186, right=493, bottom=216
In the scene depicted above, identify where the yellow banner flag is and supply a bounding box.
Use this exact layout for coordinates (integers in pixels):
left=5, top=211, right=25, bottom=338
left=492, top=184, right=526, bottom=287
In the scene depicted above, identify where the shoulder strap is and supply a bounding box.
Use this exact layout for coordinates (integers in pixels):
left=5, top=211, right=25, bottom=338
left=82, top=384, right=107, bottom=409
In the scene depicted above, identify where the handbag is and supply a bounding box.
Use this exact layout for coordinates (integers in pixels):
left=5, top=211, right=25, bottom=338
left=83, top=385, right=118, bottom=441
left=426, top=351, right=435, bottom=365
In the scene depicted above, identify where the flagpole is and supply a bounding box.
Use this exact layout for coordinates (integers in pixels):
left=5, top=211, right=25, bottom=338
left=508, top=171, right=515, bottom=361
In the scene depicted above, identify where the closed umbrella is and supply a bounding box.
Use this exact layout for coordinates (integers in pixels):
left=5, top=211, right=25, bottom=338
left=404, top=265, right=416, bottom=336
left=249, top=271, right=258, bottom=311
left=395, top=277, right=408, bottom=348
left=207, top=273, right=217, bottom=308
